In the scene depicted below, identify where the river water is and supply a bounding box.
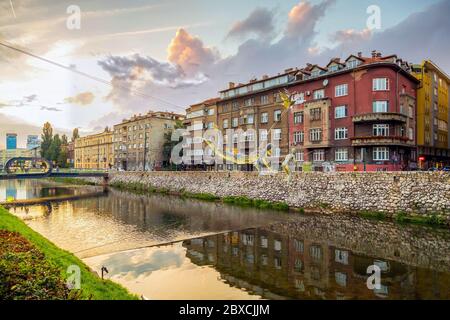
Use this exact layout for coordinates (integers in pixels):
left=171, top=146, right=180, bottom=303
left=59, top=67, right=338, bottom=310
left=2, top=179, right=450, bottom=300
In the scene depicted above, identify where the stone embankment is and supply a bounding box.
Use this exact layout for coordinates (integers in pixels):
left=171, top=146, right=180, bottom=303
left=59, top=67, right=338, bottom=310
left=85, top=171, right=450, bottom=222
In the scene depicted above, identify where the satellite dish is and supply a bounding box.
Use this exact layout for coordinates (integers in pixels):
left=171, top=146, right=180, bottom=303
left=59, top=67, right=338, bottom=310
left=323, top=79, right=329, bottom=87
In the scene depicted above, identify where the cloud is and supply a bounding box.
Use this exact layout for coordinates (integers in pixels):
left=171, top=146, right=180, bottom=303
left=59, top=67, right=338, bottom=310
left=331, top=28, right=372, bottom=43
left=226, top=8, right=276, bottom=40
left=285, top=0, right=336, bottom=40
left=40, top=106, right=62, bottom=112
left=167, top=28, right=218, bottom=75
left=64, top=92, right=95, bottom=106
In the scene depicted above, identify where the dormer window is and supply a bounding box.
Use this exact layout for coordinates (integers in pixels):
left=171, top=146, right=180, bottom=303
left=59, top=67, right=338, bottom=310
left=311, top=69, right=321, bottom=77
left=328, top=64, right=339, bottom=72
left=347, top=59, right=361, bottom=69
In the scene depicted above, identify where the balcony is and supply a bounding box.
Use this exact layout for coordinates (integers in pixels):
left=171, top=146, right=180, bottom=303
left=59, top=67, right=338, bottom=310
left=352, top=113, right=407, bottom=123
left=351, top=136, right=412, bottom=147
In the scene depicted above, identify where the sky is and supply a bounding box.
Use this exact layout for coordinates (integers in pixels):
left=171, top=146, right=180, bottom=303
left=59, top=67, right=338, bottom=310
left=0, top=0, right=449, bottom=148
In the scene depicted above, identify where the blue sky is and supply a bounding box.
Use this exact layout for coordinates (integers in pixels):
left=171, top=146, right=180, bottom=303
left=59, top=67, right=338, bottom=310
left=0, top=0, right=448, bottom=147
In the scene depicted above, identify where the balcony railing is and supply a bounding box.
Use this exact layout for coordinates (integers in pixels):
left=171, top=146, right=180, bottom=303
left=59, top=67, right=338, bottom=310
left=352, top=112, right=407, bottom=123
left=351, top=135, right=412, bottom=147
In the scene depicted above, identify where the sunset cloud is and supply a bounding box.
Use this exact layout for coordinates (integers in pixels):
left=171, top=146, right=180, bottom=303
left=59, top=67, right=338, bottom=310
left=167, top=28, right=218, bottom=75
left=64, top=92, right=95, bottom=106
left=226, top=8, right=276, bottom=40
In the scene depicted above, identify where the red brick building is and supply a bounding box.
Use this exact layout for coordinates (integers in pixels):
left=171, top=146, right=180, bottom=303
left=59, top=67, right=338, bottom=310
left=288, top=51, right=419, bottom=171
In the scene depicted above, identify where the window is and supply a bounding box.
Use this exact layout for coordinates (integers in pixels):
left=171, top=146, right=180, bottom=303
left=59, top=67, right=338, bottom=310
left=246, top=114, right=254, bottom=124
left=313, top=89, right=325, bottom=100
left=274, top=240, right=282, bottom=251
left=408, top=106, right=414, bottom=118
left=207, top=109, right=214, bottom=116
left=373, top=101, right=388, bottom=113
left=373, top=78, right=389, bottom=91
left=273, top=93, right=282, bottom=103
left=293, top=131, right=304, bottom=144
left=295, top=152, right=304, bottom=162
left=347, top=59, right=360, bottom=69
left=373, top=124, right=389, bottom=136
left=335, top=148, right=348, bottom=161
left=260, top=130, right=268, bottom=141
left=273, top=129, right=282, bottom=140
left=310, top=108, right=321, bottom=121
left=335, top=249, right=349, bottom=265
left=335, top=272, right=347, bottom=287
left=273, top=147, right=281, bottom=157
left=373, top=147, right=389, bottom=161
left=408, top=128, right=413, bottom=140
left=335, top=84, right=348, bottom=97
left=335, top=127, right=348, bottom=140
left=260, top=236, right=268, bottom=248
left=309, top=128, right=322, bottom=142
left=261, top=95, right=269, bottom=105
left=335, top=105, right=347, bottom=119
left=313, top=149, right=325, bottom=162
left=232, top=101, right=239, bottom=110
left=294, top=112, right=304, bottom=124
left=207, top=122, right=214, bottom=129
left=274, top=110, right=282, bottom=122
left=261, top=112, right=268, bottom=124
left=328, top=64, right=339, bottom=72
left=223, top=119, right=229, bottom=129
left=232, top=117, right=238, bottom=128
left=244, top=98, right=255, bottom=107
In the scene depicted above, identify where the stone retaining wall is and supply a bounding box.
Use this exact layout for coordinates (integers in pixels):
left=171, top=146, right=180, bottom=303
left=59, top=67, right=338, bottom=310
left=88, top=171, right=450, bottom=220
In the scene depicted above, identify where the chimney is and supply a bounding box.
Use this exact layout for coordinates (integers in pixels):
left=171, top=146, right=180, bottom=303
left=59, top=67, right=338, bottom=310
left=376, top=52, right=382, bottom=58
left=371, top=50, right=377, bottom=58
left=228, top=82, right=235, bottom=89
left=262, top=75, right=269, bottom=80
left=284, top=68, right=293, bottom=73
left=357, top=52, right=362, bottom=58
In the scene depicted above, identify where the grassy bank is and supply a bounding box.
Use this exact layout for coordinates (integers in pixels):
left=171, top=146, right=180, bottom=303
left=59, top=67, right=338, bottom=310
left=0, top=206, right=138, bottom=300
left=359, top=210, right=447, bottom=227
left=48, top=177, right=97, bottom=186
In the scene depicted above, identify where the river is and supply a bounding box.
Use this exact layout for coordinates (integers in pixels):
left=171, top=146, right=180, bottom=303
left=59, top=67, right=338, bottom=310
left=2, top=179, right=450, bottom=300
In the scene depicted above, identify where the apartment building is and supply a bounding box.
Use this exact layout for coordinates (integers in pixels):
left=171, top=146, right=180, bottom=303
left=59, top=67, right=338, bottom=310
left=289, top=51, right=419, bottom=172
left=216, top=70, right=298, bottom=171
left=411, top=60, right=450, bottom=169
left=74, top=128, right=114, bottom=169
left=183, top=98, right=219, bottom=170
left=113, top=111, right=185, bottom=171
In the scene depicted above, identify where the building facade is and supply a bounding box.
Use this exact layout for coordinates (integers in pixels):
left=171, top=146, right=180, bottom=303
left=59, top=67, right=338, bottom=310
left=113, top=111, right=185, bottom=171
left=289, top=51, right=419, bottom=172
left=26, top=135, right=40, bottom=150
left=216, top=69, right=298, bottom=171
left=183, top=98, right=219, bottom=170
left=411, top=60, right=450, bottom=169
left=74, top=128, right=114, bottom=170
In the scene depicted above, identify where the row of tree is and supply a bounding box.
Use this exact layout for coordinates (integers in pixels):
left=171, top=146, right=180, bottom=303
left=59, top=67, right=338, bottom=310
left=40, top=122, right=79, bottom=168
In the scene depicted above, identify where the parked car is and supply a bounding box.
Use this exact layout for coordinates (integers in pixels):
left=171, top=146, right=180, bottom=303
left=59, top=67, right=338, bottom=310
left=428, top=167, right=439, bottom=171
left=442, top=166, right=450, bottom=172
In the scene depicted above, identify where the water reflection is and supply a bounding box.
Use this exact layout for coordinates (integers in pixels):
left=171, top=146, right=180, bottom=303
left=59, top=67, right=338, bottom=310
left=86, top=224, right=450, bottom=300
left=4, top=180, right=288, bottom=258
left=0, top=179, right=77, bottom=202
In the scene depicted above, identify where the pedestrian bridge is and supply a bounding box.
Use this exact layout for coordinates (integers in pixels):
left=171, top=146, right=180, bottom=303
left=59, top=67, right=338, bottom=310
left=0, top=157, right=108, bottom=181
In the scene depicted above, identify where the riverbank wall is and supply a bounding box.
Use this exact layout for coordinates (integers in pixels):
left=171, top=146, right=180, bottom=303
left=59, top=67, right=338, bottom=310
left=83, top=171, right=450, bottom=223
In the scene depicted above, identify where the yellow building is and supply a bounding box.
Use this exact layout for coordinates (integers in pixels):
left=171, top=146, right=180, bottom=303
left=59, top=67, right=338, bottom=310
left=412, top=60, right=450, bottom=168
left=74, top=128, right=114, bottom=169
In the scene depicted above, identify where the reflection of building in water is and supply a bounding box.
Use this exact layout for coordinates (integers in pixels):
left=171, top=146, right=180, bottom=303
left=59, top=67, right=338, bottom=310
left=183, top=229, right=450, bottom=300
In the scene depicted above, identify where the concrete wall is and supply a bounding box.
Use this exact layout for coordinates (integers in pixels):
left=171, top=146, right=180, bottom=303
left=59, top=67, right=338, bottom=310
left=94, top=171, right=450, bottom=221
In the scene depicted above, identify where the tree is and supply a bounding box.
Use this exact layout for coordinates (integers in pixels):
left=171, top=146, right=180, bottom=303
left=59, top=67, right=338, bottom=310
left=58, top=134, right=69, bottom=168
left=71, top=128, right=79, bottom=142
left=162, top=120, right=185, bottom=168
left=48, top=134, right=62, bottom=164
left=40, top=122, right=53, bottom=159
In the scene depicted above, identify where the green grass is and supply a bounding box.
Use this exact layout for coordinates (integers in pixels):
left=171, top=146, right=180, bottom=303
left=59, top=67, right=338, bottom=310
left=49, top=177, right=97, bottom=186
left=359, top=210, right=388, bottom=221
left=222, top=196, right=290, bottom=211
left=0, top=206, right=138, bottom=300
left=181, top=192, right=219, bottom=201
left=394, top=211, right=447, bottom=227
